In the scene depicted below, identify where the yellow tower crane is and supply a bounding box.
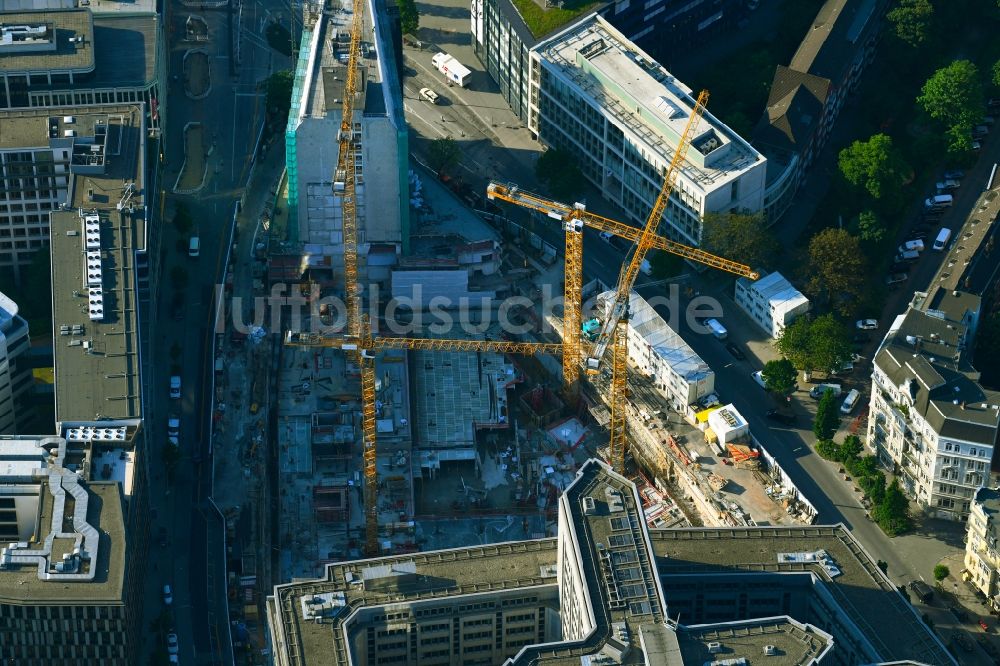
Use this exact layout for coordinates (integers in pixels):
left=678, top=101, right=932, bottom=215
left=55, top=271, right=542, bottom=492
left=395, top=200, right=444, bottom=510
left=285, top=321, right=561, bottom=554
left=489, top=91, right=760, bottom=472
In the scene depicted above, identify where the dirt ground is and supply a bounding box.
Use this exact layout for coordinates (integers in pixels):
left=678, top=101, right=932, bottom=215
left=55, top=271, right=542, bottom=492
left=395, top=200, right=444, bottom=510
left=177, top=123, right=205, bottom=191
left=184, top=50, right=211, bottom=97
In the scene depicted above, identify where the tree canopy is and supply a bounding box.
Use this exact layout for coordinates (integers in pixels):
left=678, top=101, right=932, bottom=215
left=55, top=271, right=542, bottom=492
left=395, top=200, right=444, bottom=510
left=856, top=210, right=885, bottom=243
left=535, top=148, right=585, bottom=201
left=396, top=0, right=419, bottom=34
left=872, top=479, right=911, bottom=535
left=762, top=358, right=797, bottom=396
left=887, top=0, right=934, bottom=47
left=701, top=211, right=778, bottom=271
left=427, top=137, right=461, bottom=175
left=837, top=133, right=910, bottom=200
left=993, top=59, right=1000, bottom=88
left=918, top=60, right=985, bottom=152
left=813, top=389, right=840, bottom=440
left=805, top=228, right=867, bottom=315
left=265, top=70, right=294, bottom=116
left=775, top=313, right=852, bottom=374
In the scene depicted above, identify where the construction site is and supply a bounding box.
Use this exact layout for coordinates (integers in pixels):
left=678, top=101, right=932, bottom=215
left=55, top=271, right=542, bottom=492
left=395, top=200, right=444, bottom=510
left=204, top=2, right=819, bottom=660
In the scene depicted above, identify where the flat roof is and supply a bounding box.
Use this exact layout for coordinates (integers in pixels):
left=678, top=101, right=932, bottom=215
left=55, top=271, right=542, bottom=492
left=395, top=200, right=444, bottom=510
left=270, top=539, right=560, bottom=664
left=47, top=105, right=146, bottom=422
left=0, top=479, right=126, bottom=604
left=90, top=14, right=158, bottom=88
left=612, top=291, right=712, bottom=386
left=412, top=349, right=514, bottom=448
left=650, top=526, right=954, bottom=666
left=0, top=9, right=94, bottom=75
left=535, top=15, right=764, bottom=191
left=678, top=618, right=833, bottom=665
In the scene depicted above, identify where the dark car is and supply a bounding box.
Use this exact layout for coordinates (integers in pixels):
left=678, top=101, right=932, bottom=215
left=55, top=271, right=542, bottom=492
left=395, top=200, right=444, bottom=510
left=852, top=333, right=871, bottom=344
left=725, top=343, right=746, bottom=361
left=909, top=579, right=934, bottom=603
left=766, top=409, right=795, bottom=425
left=911, top=231, right=928, bottom=240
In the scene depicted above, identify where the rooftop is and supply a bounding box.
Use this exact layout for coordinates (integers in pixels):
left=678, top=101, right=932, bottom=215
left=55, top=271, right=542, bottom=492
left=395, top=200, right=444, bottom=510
left=973, top=487, right=1000, bottom=541
left=790, top=0, right=880, bottom=82
left=753, top=65, right=830, bottom=156
left=412, top=349, right=516, bottom=448
left=651, top=526, right=954, bottom=665
left=89, top=13, right=159, bottom=89
left=611, top=291, right=712, bottom=385
left=677, top=618, right=833, bottom=666
left=506, top=0, right=603, bottom=40
left=0, top=9, right=94, bottom=74
left=46, top=105, right=146, bottom=423
left=740, top=271, right=810, bottom=309
left=535, top=15, right=764, bottom=191
left=875, top=308, right=1000, bottom=444
left=0, top=437, right=126, bottom=604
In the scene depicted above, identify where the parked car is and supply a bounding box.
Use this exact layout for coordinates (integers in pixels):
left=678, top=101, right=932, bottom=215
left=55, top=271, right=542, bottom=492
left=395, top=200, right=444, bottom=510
left=766, top=409, right=796, bottom=425
left=910, top=232, right=927, bottom=240
left=167, top=414, right=179, bottom=446
left=725, top=343, right=746, bottom=361
left=973, top=140, right=982, bottom=151
left=885, top=272, right=908, bottom=286
left=936, top=179, right=960, bottom=191
left=810, top=383, right=842, bottom=400
left=898, top=239, right=924, bottom=253
left=167, top=633, right=179, bottom=655
left=169, top=375, right=181, bottom=399
left=158, top=526, right=168, bottom=547
left=852, top=333, right=871, bottom=344
left=856, top=319, right=878, bottom=330
left=895, top=250, right=920, bottom=263
left=599, top=231, right=613, bottom=243
left=943, top=169, right=965, bottom=180
left=163, top=584, right=173, bottom=605
left=889, top=261, right=910, bottom=273
left=751, top=370, right=766, bottom=389
left=909, top=579, right=934, bottom=603
left=418, top=87, right=440, bottom=104
left=973, top=124, right=989, bottom=137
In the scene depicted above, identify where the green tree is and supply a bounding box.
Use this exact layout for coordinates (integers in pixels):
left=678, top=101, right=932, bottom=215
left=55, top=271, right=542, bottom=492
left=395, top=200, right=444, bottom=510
left=859, top=470, right=886, bottom=504
left=813, top=389, right=841, bottom=440
left=427, top=137, right=461, bottom=175
left=838, top=133, right=910, bottom=200
left=933, top=564, right=950, bottom=582
left=648, top=251, right=683, bottom=279
left=877, top=560, right=889, bottom=575
left=396, top=0, right=419, bottom=34
left=535, top=149, right=585, bottom=201
left=775, top=316, right=813, bottom=372
left=806, top=228, right=867, bottom=316
left=815, top=439, right=839, bottom=460
left=838, top=434, right=864, bottom=463
left=173, top=204, right=194, bottom=235
left=808, top=314, right=853, bottom=373
left=872, top=479, right=911, bottom=536
left=762, top=358, right=797, bottom=396
left=994, top=58, right=1000, bottom=88
left=918, top=60, right=985, bottom=152
left=265, top=70, right=294, bottom=116
left=265, top=22, right=293, bottom=57
left=775, top=314, right=852, bottom=376
left=857, top=209, right=885, bottom=243
left=887, top=0, right=934, bottom=47
left=701, top=212, right=778, bottom=270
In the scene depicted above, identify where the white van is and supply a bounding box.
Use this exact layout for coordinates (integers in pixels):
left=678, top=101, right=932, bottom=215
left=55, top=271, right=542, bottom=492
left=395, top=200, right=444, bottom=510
left=933, top=228, right=952, bottom=251
left=810, top=383, right=842, bottom=400
left=840, top=388, right=860, bottom=414
left=705, top=318, right=728, bottom=340
left=898, top=239, right=924, bottom=253
left=188, top=236, right=200, bottom=257
left=924, top=194, right=953, bottom=210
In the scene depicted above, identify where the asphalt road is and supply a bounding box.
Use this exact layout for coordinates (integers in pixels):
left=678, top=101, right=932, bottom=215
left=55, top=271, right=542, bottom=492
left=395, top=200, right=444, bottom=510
left=143, top=0, right=285, bottom=662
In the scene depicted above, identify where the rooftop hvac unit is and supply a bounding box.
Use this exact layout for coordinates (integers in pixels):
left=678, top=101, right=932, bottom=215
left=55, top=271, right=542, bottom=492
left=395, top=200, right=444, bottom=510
left=583, top=496, right=597, bottom=515
left=708, top=642, right=722, bottom=654
left=763, top=645, right=777, bottom=656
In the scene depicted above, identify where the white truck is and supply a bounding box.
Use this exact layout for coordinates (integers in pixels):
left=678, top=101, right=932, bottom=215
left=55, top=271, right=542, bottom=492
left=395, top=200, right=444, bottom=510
left=432, top=52, right=471, bottom=88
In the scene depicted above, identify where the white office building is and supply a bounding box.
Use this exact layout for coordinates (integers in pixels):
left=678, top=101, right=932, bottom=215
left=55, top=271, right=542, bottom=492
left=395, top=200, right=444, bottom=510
left=0, top=291, right=31, bottom=433
left=530, top=16, right=767, bottom=247
left=285, top=0, right=409, bottom=289
left=868, top=297, right=999, bottom=521
left=735, top=271, right=810, bottom=338
left=604, top=291, right=714, bottom=410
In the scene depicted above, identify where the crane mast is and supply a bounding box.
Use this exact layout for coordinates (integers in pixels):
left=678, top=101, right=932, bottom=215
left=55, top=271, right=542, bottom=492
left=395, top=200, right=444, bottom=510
left=586, top=90, right=709, bottom=371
